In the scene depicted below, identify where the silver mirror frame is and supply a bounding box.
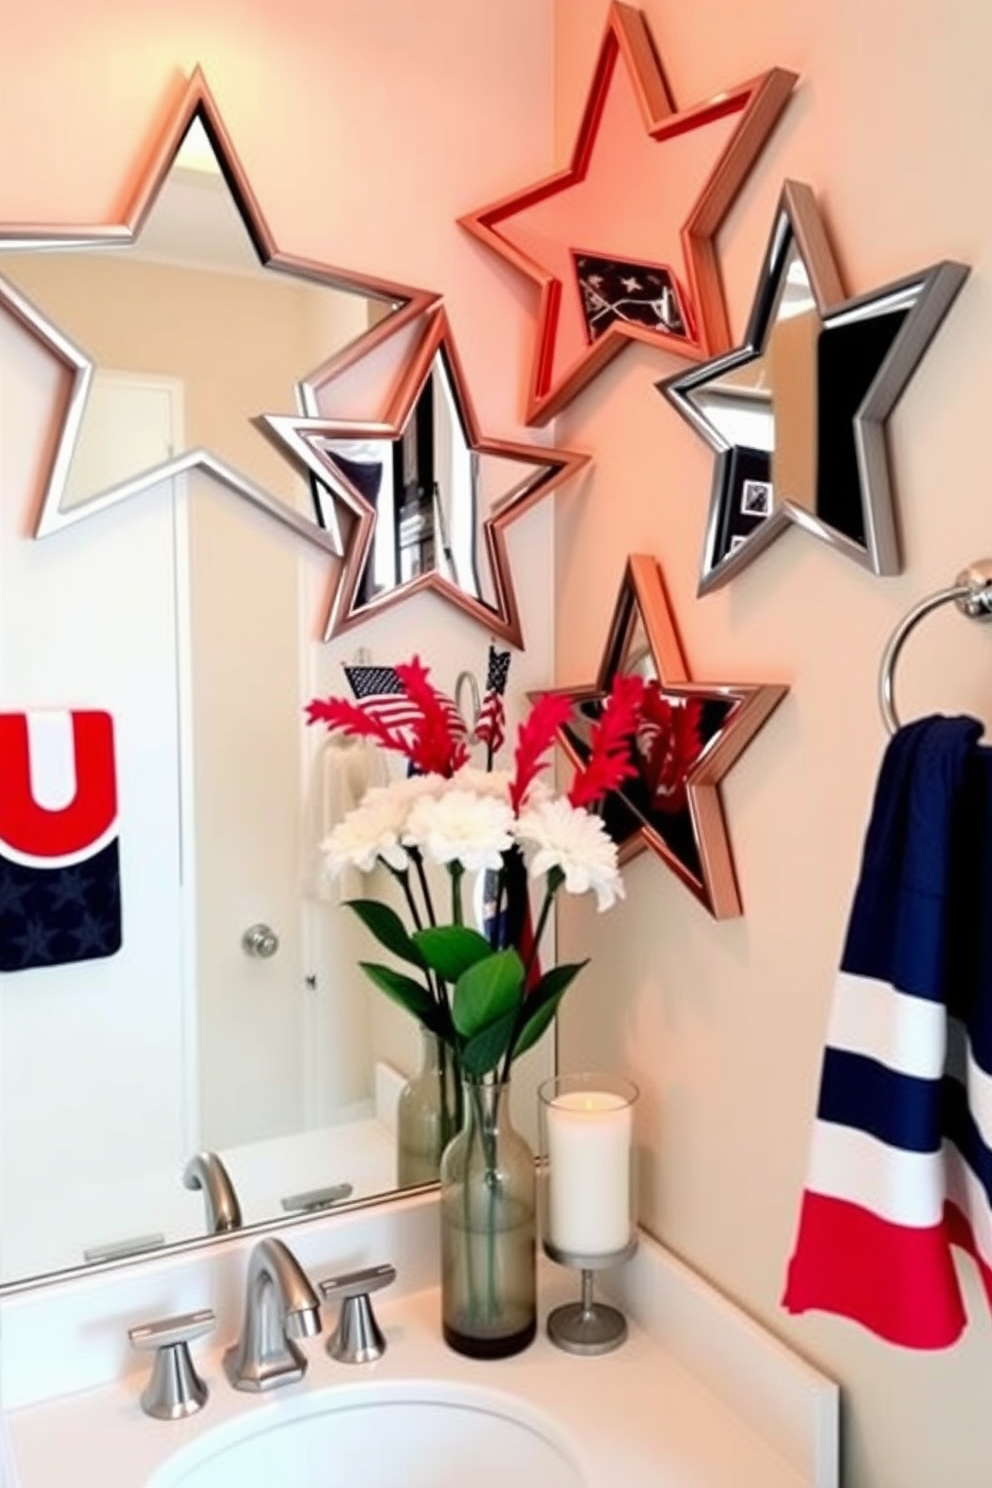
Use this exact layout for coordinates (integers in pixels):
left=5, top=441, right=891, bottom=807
left=0, top=66, right=440, bottom=554
left=658, top=180, right=969, bottom=596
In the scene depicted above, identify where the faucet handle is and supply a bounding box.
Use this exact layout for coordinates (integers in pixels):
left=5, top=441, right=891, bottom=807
left=319, top=1264, right=396, bottom=1364
left=128, top=1308, right=215, bottom=1420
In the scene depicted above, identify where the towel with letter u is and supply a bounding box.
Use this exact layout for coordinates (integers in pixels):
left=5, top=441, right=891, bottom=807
left=783, top=714, right=992, bottom=1347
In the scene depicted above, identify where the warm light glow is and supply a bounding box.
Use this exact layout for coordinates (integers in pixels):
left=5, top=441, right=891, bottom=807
left=174, top=117, right=220, bottom=176
left=546, top=1089, right=632, bottom=1255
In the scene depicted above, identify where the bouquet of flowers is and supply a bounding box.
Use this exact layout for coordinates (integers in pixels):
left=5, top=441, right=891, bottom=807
left=306, top=652, right=644, bottom=1088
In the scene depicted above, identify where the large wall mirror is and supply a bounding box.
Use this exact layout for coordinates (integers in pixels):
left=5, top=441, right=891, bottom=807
left=0, top=72, right=554, bottom=1291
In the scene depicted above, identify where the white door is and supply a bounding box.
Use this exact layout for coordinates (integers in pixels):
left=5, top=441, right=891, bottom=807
left=62, top=369, right=184, bottom=512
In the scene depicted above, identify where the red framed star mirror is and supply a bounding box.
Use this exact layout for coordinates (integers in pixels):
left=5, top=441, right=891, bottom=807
left=544, top=554, right=788, bottom=918
left=459, top=2, right=797, bottom=425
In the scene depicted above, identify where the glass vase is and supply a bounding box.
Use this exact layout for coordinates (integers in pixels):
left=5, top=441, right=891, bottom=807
left=396, top=1028, right=461, bottom=1188
left=439, top=1078, right=537, bottom=1359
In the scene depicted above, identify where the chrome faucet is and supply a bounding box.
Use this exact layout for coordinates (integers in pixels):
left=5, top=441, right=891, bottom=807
left=223, top=1237, right=322, bottom=1391
left=183, top=1151, right=242, bottom=1234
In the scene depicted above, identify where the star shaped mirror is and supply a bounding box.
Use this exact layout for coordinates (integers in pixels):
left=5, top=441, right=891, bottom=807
left=459, top=2, right=796, bottom=424
left=545, top=555, right=787, bottom=917
left=0, top=68, right=437, bottom=550
left=659, top=181, right=968, bottom=594
left=263, top=309, right=590, bottom=645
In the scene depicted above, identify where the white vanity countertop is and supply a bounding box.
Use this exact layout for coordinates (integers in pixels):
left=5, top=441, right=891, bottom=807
left=2, top=1270, right=832, bottom=1488
left=0, top=1194, right=837, bottom=1488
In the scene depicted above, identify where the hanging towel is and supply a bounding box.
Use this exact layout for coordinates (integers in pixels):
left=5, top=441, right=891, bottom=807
left=0, top=710, right=122, bottom=971
left=782, top=713, right=992, bottom=1349
left=301, top=734, right=388, bottom=904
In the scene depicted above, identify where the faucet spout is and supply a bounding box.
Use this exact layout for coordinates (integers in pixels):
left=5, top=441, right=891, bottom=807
left=183, top=1150, right=243, bottom=1234
left=224, top=1237, right=322, bottom=1392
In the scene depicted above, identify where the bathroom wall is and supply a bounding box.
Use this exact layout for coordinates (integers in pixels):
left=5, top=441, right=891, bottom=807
left=551, top=3, right=992, bottom=1487
left=0, top=0, right=557, bottom=1277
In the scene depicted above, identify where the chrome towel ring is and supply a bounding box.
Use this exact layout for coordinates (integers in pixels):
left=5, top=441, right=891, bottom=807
left=454, top=667, right=482, bottom=733
left=878, top=559, right=992, bottom=734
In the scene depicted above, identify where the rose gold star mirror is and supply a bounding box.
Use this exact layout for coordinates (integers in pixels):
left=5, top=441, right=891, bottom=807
left=545, top=554, right=788, bottom=917
left=0, top=67, right=438, bottom=549
left=263, top=307, right=590, bottom=646
left=459, top=2, right=797, bottom=425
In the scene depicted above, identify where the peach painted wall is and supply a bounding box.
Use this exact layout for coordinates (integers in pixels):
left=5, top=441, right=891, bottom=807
left=552, top=4, right=992, bottom=1488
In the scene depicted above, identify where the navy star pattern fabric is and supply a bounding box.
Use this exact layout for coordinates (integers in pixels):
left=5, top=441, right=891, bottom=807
left=0, top=840, right=122, bottom=971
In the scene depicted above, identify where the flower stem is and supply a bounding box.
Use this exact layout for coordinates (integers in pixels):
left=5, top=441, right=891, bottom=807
left=490, top=866, right=505, bottom=950
left=385, top=861, right=447, bottom=1032
left=385, top=864, right=424, bottom=932
left=450, top=863, right=465, bottom=927
left=522, top=881, right=557, bottom=986
left=409, top=847, right=437, bottom=927
left=499, top=875, right=562, bottom=1083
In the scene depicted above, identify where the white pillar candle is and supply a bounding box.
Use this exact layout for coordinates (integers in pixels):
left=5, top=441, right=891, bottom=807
left=546, top=1090, right=632, bottom=1257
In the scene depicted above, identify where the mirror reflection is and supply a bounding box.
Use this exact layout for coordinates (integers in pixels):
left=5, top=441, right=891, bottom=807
left=269, top=313, right=586, bottom=646
left=675, top=240, right=842, bottom=572
left=547, top=555, right=787, bottom=918
left=317, top=348, right=498, bottom=613
left=0, top=113, right=397, bottom=532
left=560, top=612, right=739, bottom=895
left=0, top=99, right=553, bottom=1290
left=659, top=182, right=969, bottom=595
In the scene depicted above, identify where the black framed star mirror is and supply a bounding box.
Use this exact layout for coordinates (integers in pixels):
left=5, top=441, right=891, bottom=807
left=659, top=180, right=968, bottom=595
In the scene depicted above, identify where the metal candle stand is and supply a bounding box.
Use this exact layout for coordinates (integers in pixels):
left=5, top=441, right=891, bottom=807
left=543, top=1238, right=638, bottom=1354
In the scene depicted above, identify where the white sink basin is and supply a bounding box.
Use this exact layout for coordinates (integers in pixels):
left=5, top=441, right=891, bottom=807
left=146, top=1380, right=587, bottom=1488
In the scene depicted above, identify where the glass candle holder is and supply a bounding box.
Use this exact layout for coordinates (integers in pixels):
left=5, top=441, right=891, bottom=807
left=538, top=1071, right=639, bottom=1355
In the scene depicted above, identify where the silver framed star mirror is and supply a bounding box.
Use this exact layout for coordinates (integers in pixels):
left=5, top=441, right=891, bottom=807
left=0, top=67, right=439, bottom=553
left=659, top=180, right=969, bottom=595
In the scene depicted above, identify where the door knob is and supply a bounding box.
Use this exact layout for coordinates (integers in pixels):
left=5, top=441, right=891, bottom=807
left=241, top=923, right=279, bottom=958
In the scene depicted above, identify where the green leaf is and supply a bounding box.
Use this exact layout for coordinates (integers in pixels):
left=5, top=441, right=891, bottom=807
left=413, top=925, right=493, bottom=984
left=346, top=899, right=425, bottom=969
left=359, top=962, right=440, bottom=1033
left=461, top=1009, right=517, bottom=1078
left=452, top=949, right=524, bottom=1040
left=510, top=960, right=588, bottom=1062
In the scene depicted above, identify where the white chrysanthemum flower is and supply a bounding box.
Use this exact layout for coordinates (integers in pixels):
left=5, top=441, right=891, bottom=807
left=452, top=765, right=552, bottom=809
left=514, top=797, right=624, bottom=911
left=321, top=793, right=412, bottom=876
left=405, top=789, right=515, bottom=872
left=362, top=772, right=450, bottom=809
left=452, top=765, right=514, bottom=800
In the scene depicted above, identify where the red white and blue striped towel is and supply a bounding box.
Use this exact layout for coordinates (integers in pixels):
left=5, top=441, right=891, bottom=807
left=783, top=714, right=992, bottom=1348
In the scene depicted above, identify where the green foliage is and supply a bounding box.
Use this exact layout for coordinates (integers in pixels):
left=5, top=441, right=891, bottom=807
left=353, top=898, right=589, bottom=1080
left=346, top=899, right=425, bottom=969
left=358, top=962, right=441, bottom=1033
left=452, top=949, right=524, bottom=1040
left=413, top=925, right=493, bottom=983
left=461, top=1009, right=518, bottom=1078
left=510, top=960, right=588, bottom=1062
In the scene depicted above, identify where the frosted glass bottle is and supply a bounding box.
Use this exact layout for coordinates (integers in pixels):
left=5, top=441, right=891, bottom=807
left=396, top=1029, right=460, bottom=1188
left=439, top=1078, right=537, bottom=1358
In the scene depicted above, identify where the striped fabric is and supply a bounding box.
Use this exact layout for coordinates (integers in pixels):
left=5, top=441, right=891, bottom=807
left=783, top=714, right=992, bottom=1349
left=474, top=646, right=511, bottom=755
left=343, top=664, right=467, bottom=742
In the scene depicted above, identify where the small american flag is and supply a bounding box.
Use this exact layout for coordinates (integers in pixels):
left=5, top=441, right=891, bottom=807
left=474, top=646, right=511, bottom=757
left=343, top=664, right=467, bottom=740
